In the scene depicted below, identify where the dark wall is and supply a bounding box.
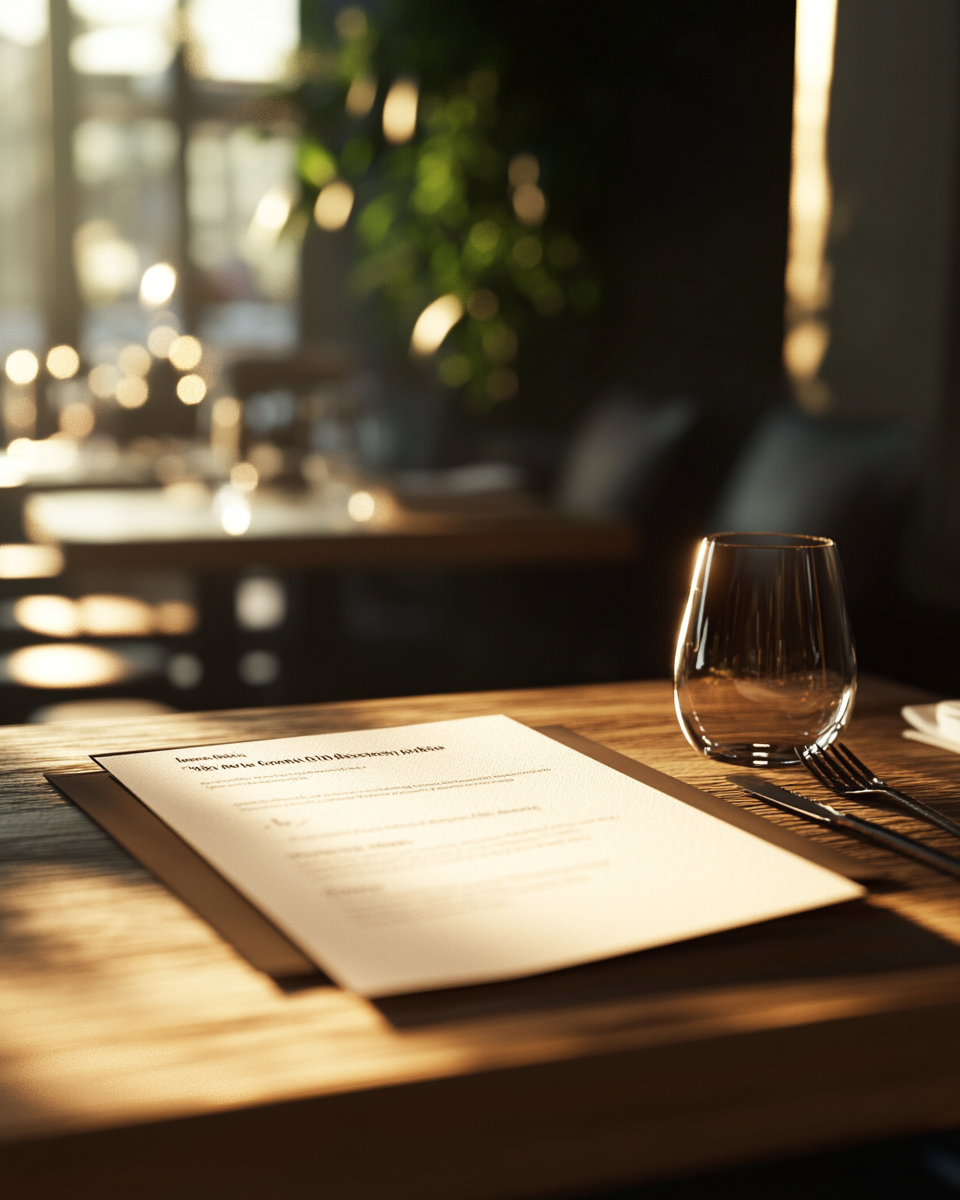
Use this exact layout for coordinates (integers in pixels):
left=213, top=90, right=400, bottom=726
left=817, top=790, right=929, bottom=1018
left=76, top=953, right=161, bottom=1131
left=513, top=0, right=797, bottom=424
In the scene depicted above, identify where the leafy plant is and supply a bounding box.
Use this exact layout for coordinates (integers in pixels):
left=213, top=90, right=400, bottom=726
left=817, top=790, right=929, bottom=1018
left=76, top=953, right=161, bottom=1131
left=294, top=1, right=601, bottom=412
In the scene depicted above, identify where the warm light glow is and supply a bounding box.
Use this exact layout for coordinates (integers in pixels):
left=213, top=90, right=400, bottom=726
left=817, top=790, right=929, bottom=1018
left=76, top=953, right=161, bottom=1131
left=508, top=153, right=540, bottom=187
left=410, top=294, right=464, bottom=356
left=248, top=442, right=283, bottom=481
left=382, top=78, right=419, bottom=145
left=0, top=544, right=64, bottom=579
left=6, top=643, right=130, bottom=688
left=154, top=600, right=198, bottom=634
left=5, top=349, right=39, bottom=385
left=253, top=186, right=293, bottom=234
left=784, top=0, right=837, bottom=409
left=176, top=374, right=206, bottom=405
left=14, top=595, right=79, bottom=638
left=211, top=396, right=241, bottom=427
left=235, top=575, right=285, bottom=630
left=75, top=220, right=140, bottom=302
left=348, top=490, right=376, bottom=522
left=118, top=343, right=151, bottom=376
left=78, top=594, right=154, bottom=636
left=512, top=183, right=547, bottom=226
left=116, top=376, right=149, bottom=409
left=168, top=334, right=202, bottom=371
left=60, top=402, right=95, bottom=438
left=71, top=27, right=176, bottom=77
left=314, top=181, right=355, bottom=231
left=0, top=460, right=26, bottom=488
left=46, top=345, right=81, bottom=380
left=221, top=501, right=251, bottom=535
left=140, top=262, right=177, bottom=307
left=147, top=323, right=179, bottom=357
left=784, top=319, right=830, bottom=381
left=0, top=0, right=47, bottom=46
left=230, top=461, right=259, bottom=492
left=15, top=592, right=200, bottom=638
left=346, top=75, right=377, bottom=118
left=4, top=393, right=36, bottom=434
left=88, top=363, right=121, bottom=399
left=188, top=0, right=299, bottom=84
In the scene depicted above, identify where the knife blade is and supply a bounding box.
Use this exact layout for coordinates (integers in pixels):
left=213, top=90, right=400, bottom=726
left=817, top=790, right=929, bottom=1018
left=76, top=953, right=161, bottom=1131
left=728, top=773, right=960, bottom=881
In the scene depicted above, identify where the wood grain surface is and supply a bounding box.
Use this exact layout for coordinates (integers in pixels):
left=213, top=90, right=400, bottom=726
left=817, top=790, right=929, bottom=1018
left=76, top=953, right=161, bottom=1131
left=1, top=677, right=959, bottom=1199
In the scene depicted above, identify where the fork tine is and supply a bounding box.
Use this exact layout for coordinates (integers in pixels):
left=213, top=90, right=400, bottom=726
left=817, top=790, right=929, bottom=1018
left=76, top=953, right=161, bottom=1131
left=818, top=743, right=862, bottom=789
left=835, top=742, right=883, bottom=787
left=801, top=746, right=846, bottom=790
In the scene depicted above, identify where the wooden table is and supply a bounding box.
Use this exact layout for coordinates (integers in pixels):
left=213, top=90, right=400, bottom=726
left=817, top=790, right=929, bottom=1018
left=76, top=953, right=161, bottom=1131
left=1, top=678, right=959, bottom=1199
left=23, top=486, right=639, bottom=572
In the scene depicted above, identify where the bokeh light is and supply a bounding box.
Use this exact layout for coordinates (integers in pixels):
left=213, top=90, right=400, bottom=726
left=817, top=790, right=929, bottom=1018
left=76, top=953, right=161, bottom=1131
left=147, top=323, right=179, bottom=357
left=168, top=334, right=203, bottom=370
left=784, top=319, right=830, bottom=381
left=116, top=376, right=149, bottom=408
left=314, top=181, right=355, bottom=231
left=346, top=75, right=377, bottom=118
left=139, top=261, right=178, bottom=307
left=154, top=600, right=199, bottom=634
left=118, top=343, right=151, bottom=376
left=78, top=594, right=154, bottom=636
left=5, top=349, right=39, bottom=385
left=221, top=500, right=251, bottom=535
left=60, top=402, right=95, bottom=438
left=212, top=396, right=241, bottom=427
left=235, top=575, right=286, bottom=630
left=14, top=595, right=79, bottom=638
left=230, top=461, right=259, bottom=492
left=512, top=183, right=547, bottom=226
left=508, top=153, right=540, bottom=187
left=382, top=78, right=419, bottom=144
left=46, top=345, right=81, bottom=380
left=253, top=185, right=293, bottom=234
left=0, top=544, right=64, bottom=579
left=88, top=363, right=121, bottom=398
left=176, top=374, right=206, bottom=404
left=5, top=643, right=131, bottom=688
left=348, top=490, right=376, bottom=522
left=410, top=294, right=464, bottom=356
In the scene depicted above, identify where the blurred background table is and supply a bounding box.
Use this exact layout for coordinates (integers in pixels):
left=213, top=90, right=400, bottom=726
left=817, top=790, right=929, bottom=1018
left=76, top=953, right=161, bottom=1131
left=1, top=676, right=958, bottom=1199
left=23, top=484, right=639, bottom=572
left=0, top=478, right=641, bottom=724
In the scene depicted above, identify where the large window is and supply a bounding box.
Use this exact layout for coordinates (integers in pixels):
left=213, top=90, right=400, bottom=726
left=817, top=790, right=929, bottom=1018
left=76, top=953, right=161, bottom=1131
left=0, top=0, right=302, bottom=428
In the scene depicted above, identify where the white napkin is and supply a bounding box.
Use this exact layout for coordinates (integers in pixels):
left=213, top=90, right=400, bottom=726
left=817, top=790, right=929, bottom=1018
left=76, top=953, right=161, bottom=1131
left=902, top=700, right=960, bottom=754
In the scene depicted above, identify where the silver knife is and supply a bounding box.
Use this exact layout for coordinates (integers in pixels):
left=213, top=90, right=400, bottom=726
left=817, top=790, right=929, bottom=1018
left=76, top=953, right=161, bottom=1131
left=728, top=773, right=960, bottom=881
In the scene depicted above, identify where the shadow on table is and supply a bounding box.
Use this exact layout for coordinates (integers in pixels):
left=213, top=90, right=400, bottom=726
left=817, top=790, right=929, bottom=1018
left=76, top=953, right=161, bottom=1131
left=577, top=1127, right=960, bottom=1199
left=372, top=900, right=960, bottom=1031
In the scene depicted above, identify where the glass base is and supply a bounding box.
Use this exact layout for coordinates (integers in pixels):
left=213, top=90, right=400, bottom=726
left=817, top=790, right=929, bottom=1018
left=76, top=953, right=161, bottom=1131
left=702, top=742, right=807, bottom=767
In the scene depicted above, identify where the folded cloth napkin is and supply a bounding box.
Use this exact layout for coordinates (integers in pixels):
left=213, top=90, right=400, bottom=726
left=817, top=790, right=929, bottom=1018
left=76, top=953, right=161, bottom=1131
left=902, top=700, right=960, bottom=753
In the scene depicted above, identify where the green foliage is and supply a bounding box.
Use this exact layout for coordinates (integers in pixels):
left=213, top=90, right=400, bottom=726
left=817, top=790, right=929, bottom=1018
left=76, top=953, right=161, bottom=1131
left=294, top=1, right=600, bottom=412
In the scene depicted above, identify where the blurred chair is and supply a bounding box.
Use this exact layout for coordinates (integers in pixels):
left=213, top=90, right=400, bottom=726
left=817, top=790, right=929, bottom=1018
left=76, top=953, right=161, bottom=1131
left=710, top=407, right=921, bottom=598
left=555, top=389, right=700, bottom=518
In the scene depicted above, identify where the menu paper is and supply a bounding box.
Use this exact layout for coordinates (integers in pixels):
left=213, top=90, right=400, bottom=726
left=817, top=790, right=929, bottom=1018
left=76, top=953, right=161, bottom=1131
left=93, top=716, right=863, bottom=996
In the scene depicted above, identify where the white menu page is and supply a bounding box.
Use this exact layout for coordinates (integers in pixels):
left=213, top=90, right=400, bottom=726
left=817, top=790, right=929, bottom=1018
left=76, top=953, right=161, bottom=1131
left=94, top=716, right=862, bottom=996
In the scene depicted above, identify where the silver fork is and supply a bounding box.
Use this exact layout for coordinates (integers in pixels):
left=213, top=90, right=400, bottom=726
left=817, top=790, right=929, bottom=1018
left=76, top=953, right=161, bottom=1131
left=802, top=742, right=960, bottom=842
